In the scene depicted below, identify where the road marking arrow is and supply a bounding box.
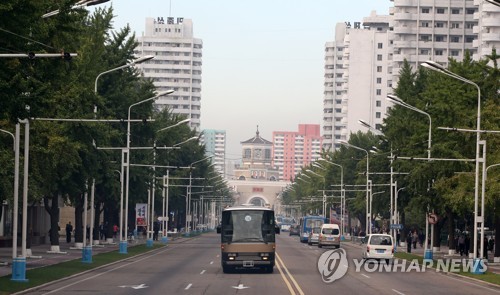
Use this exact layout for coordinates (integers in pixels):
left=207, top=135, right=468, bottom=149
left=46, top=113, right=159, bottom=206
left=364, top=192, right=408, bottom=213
left=232, top=284, right=249, bottom=290
left=119, top=284, right=149, bottom=289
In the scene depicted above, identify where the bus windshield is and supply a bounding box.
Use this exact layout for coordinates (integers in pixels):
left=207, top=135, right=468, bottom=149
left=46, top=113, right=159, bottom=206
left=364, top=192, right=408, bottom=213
left=221, top=210, right=276, bottom=244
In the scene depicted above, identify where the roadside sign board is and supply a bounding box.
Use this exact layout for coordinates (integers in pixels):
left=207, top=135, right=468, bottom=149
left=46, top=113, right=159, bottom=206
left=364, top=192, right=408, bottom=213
left=390, top=224, right=403, bottom=230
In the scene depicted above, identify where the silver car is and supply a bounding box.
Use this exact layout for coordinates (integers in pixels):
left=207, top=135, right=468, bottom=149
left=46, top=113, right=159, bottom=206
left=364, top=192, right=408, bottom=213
left=308, top=227, right=321, bottom=245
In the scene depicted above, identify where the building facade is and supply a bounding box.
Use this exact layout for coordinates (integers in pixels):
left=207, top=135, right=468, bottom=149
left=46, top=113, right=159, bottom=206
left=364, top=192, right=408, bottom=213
left=323, top=1, right=499, bottom=148
left=201, top=129, right=226, bottom=175
left=234, top=127, right=280, bottom=182
left=135, top=17, right=203, bottom=131
left=272, top=124, right=322, bottom=181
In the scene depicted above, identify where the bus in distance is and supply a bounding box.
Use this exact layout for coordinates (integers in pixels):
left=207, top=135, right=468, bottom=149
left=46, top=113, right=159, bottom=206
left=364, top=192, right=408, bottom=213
left=217, top=205, right=280, bottom=273
left=298, top=215, right=327, bottom=243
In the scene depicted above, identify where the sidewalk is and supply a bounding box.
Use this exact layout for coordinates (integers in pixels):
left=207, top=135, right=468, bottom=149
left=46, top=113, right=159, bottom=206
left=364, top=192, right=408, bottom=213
left=387, top=241, right=500, bottom=275
left=0, top=236, right=166, bottom=278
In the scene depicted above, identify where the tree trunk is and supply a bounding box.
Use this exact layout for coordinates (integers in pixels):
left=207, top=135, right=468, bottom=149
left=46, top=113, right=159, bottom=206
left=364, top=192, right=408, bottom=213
left=447, top=209, right=456, bottom=250
left=74, top=193, right=84, bottom=243
left=44, top=194, right=60, bottom=246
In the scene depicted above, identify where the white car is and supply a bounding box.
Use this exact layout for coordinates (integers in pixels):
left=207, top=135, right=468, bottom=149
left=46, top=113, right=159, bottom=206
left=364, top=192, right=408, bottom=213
left=362, top=234, right=394, bottom=263
left=318, top=224, right=341, bottom=248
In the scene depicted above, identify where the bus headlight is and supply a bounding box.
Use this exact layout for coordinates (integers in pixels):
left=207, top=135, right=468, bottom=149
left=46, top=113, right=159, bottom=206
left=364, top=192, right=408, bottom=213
left=260, top=253, right=269, bottom=260
left=228, top=253, right=237, bottom=260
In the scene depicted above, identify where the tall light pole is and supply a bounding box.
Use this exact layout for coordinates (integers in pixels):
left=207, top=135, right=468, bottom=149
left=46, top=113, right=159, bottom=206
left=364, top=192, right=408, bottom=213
left=305, top=169, right=326, bottom=217
left=185, top=156, right=213, bottom=236
left=421, top=60, right=485, bottom=269
left=339, top=140, right=370, bottom=234
left=123, top=90, right=173, bottom=253
left=318, top=158, right=345, bottom=239
left=386, top=94, right=434, bottom=258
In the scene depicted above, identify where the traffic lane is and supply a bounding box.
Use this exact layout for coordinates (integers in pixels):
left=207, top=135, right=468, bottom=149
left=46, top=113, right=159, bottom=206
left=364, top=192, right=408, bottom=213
left=342, top=242, right=500, bottom=295
left=28, top=233, right=293, bottom=295
left=276, top=234, right=389, bottom=294
left=277, top=234, right=500, bottom=295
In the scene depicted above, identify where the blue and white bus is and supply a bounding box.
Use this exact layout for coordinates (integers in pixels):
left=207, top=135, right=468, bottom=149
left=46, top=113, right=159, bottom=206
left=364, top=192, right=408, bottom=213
left=298, top=216, right=327, bottom=243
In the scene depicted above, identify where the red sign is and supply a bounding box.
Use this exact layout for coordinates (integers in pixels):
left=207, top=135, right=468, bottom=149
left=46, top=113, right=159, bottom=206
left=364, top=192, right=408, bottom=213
left=252, top=187, right=263, bottom=192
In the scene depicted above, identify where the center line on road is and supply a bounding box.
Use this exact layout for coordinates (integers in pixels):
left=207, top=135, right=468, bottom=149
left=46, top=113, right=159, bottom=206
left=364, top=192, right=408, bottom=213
left=392, top=289, right=405, bottom=295
left=185, top=283, right=192, bottom=290
left=361, top=274, right=370, bottom=279
left=200, top=270, right=206, bottom=274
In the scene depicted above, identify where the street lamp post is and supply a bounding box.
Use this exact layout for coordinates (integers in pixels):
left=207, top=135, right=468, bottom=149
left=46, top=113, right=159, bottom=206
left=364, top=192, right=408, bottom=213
left=305, top=169, right=326, bottom=217
left=421, top=60, right=485, bottom=271
left=42, top=0, right=111, bottom=18
left=318, top=158, right=345, bottom=238
left=185, top=156, right=212, bottom=236
left=123, top=90, right=174, bottom=253
left=339, top=140, right=370, bottom=234
left=386, top=94, right=433, bottom=259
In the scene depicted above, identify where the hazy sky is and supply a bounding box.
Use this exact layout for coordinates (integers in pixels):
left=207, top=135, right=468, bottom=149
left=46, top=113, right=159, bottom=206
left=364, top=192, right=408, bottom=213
left=102, top=0, right=392, bottom=159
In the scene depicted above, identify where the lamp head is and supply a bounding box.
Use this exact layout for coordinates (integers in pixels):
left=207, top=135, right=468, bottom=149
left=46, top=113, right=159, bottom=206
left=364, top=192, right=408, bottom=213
left=134, top=55, right=155, bottom=64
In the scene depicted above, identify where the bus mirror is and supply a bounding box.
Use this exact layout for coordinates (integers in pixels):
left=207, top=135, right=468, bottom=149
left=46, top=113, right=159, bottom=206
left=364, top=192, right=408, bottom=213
left=216, top=225, right=221, bottom=234
left=275, top=225, right=280, bottom=234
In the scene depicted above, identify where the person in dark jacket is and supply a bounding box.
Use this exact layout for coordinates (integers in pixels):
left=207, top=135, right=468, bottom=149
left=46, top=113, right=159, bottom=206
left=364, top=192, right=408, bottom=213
left=65, top=222, right=73, bottom=243
left=406, top=232, right=412, bottom=253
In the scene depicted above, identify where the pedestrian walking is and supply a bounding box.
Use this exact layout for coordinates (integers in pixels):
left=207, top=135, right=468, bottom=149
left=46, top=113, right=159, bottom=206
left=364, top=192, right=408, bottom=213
left=406, top=232, right=412, bottom=253
left=458, top=235, right=465, bottom=256
left=153, top=222, right=160, bottom=241
left=99, top=222, right=105, bottom=240
left=113, top=224, right=118, bottom=239
left=464, top=234, right=470, bottom=257
left=65, top=222, right=73, bottom=243
left=412, top=231, right=418, bottom=249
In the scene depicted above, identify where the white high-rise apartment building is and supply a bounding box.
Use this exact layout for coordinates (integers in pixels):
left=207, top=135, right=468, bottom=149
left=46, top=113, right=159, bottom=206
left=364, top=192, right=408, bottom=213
left=473, top=0, right=500, bottom=62
left=323, top=1, right=499, bottom=149
left=135, top=17, right=203, bottom=131
left=322, top=13, right=391, bottom=150
left=391, top=0, right=478, bottom=81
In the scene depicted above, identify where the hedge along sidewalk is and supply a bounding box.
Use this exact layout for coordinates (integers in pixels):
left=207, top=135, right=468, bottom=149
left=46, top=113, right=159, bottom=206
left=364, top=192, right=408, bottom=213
left=0, top=244, right=166, bottom=295
left=394, top=252, right=500, bottom=287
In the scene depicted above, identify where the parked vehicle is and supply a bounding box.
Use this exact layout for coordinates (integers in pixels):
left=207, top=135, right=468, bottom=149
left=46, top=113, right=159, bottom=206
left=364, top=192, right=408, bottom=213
left=308, top=227, right=321, bottom=245
left=361, top=234, right=394, bottom=263
left=289, top=225, right=300, bottom=236
left=318, top=223, right=340, bottom=248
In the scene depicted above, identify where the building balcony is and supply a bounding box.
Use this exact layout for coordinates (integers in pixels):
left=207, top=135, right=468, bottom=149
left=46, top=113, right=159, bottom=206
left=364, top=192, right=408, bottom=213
left=483, top=18, right=500, bottom=27
left=394, top=12, right=414, bottom=21
left=482, top=33, right=500, bottom=42
left=393, top=40, right=415, bottom=48
left=394, top=26, right=416, bottom=34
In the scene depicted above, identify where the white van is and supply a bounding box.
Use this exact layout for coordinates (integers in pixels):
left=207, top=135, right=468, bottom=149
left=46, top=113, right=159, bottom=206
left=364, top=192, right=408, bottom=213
left=361, top=234, right=394, bottom=263
left=318, top=224, right=341, bottom=248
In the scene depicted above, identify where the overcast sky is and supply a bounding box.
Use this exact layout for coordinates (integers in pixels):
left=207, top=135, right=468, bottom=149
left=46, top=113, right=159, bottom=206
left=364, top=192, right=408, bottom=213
left=102, top=0, right=392, bottom=159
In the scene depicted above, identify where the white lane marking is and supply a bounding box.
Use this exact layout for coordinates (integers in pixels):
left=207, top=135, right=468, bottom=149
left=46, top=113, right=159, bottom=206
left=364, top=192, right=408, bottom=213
left=42, top=245, right=177, bottom=294
left=392, top=289, right=405, bottom=295
left=200, top=270, right=206, bottom=274
left=185, top=283, right=192, bottom=290
left=232, top=284, right=249, bottom=290
left=361, top=273, right=370, bottom=279
left=210, top=261, right=214, bottom=264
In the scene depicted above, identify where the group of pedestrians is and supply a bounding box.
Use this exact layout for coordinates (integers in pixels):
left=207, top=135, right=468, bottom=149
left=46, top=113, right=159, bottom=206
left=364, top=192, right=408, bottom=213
left=64, top=221, right=119, bottom=243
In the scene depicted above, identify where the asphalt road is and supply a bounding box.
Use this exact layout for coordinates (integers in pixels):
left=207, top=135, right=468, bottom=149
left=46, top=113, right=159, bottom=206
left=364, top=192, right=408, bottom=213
left=21, top=232, right=500, bottom=295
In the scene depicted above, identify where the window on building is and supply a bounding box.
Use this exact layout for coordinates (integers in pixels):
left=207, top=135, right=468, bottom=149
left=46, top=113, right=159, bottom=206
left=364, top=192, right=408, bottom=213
left=421, top=21, right=429, bottom=27
left=436, top=8, right=445, bottom=14
left=435, top=35, right=445, bottom=42
left=451, top=50, right=459, bottom=57
left=377, top=66, right=382, bottom=72
left=435, top=49, right=444, bottom=56
left=244, top=149, right=251, bottom=159
left=376, top=112, right=381, bottom=119
left=376, top=77, right=382, bottom=84
left=420, top=49, right=430, bottom=55
left=466, top=23, right=474, bottom=29
left=377, top=54, right=383, bottom=61
left=435, top=22, right=445, bottom=28
left=465, top=36, right=474, bottom=43
left=377, top=43, right=383, bottom=49
left=421, top=8, right=430, bottom=13
left=376, top=100, right=381, bottom=107
left=451, top=9, right=460, bottom=14
left=466, top=9, right=475, bottom=15
left=451, top=36, right=460, bottom=43
left=376, top=89, right=382, bottom=95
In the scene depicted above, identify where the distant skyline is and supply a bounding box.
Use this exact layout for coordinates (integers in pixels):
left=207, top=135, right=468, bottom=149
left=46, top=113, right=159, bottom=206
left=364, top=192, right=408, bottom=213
left=100, top=0, right=392, bottom=159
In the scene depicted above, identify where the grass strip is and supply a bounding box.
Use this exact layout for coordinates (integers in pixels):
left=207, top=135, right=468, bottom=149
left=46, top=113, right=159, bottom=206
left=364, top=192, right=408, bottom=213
left=0, top=244, right=165, bottom=295
left=395, top=252, right=500, bottom=285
